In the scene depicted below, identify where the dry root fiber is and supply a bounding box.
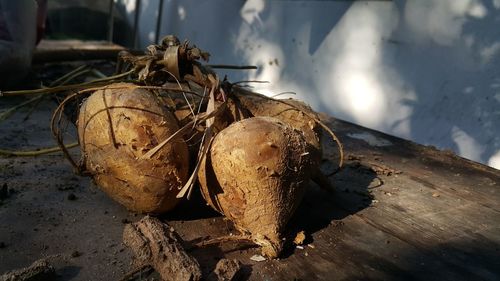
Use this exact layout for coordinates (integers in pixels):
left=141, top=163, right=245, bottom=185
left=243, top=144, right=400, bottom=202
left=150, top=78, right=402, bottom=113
left=199, top=116, right=314, bottom=258
left=78, top=83, right=189, bottom=213
left=123, top=216, right=202, bottom=281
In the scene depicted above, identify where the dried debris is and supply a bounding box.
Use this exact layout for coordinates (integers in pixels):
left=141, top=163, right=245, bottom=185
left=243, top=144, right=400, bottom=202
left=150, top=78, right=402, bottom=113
left=367, top=177, right=384, bottom=189
left=347, top=154, right=364, bottom=161
left=0, top=259, right=55, bottom=281
left=293, top=231, right=306, bottom=246
left=346, top=153, right=401, bottom=178
left=207, top=259, right=242, bottom=281
left=369, top=163, right=402, bottom=176
left=123, top=216, right=202, bottom=281
left=249, top=255, right=266, bottom=262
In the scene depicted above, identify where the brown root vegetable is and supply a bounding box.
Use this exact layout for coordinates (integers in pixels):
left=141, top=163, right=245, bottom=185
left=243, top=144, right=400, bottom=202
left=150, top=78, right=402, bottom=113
left=77, top=83, right=189, bottom=213
left=198, top=116, right=314, bottom=258
left=229, top=87, right=343, bottom=190
left=230, top=87, right=322, bottom=165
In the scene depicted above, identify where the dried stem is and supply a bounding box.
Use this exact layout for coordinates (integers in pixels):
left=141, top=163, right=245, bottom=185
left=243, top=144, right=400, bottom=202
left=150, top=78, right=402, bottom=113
left=164, top=70, right=196, bottom=118
left=207, top=64, right=257, bottom=70
left=192, top=235, right=253, bottom=249
left=0, top=95, right=45, bottom=122
left=49, top=64, right=88, bottom=86
left=0, top=70, right=135, bottom=97
left=23, top=95, right=45, bottom=121
left=51, top=92, right=82, bottom=171
left=1, top=66, right=96, bottom=123
left=0, top=142, right=78, bottom=157
left=140, top=101, right=226, bottom=160
left=53, top=68, right=92, bottom=87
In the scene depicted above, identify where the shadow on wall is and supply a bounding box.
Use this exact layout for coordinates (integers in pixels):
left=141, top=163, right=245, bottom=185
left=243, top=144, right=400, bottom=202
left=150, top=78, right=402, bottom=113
left=390, top=0, right=500, bottom=169
left=114, top=0, right=499, bottom=169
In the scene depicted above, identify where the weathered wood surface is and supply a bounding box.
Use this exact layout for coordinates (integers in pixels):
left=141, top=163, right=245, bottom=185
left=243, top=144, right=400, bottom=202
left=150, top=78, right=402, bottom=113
left=0, top=92, right=498, bottom=280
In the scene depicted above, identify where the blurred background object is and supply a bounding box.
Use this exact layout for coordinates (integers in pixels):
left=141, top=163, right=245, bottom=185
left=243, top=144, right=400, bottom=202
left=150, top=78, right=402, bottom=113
left=45, top=0, right=132, bottom=46
left=0, top=0, right=39, bottom=87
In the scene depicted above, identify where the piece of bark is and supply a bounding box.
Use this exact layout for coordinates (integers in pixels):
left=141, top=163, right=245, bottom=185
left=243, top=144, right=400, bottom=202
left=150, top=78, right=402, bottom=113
left=207, top=259, right=242, bottom=281
left=0, top=259, right=55, bottom=281
left=123, top=216, right=202, bottom=281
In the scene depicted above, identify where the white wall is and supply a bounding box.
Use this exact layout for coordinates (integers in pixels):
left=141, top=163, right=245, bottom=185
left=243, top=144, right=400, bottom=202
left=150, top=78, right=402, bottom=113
left=116, top=0, right=500, bottom=169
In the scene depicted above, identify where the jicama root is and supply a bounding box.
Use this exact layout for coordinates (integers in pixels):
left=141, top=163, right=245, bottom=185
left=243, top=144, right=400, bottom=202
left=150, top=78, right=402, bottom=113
left=198, top=117, right=315, bottom=258
left=230, top=86, right=322, bottom=163
left=77, top=83, right=189, bottom=213
left=227, top=86, right=343, bottom=189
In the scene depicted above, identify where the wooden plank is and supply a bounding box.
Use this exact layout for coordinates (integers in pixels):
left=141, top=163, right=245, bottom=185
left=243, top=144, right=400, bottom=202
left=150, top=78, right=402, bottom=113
left=326, top=117, right=500, bottom=209
left=319, top=118, right=500, bottom=280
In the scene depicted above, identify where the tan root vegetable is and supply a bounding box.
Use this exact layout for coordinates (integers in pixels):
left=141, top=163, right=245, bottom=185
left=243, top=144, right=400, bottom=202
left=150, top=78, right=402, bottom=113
left=228, top=87, right=343, bottom=188
left=230, top=87, right=322, bottom=164
left=231, top=87, right=321, bottom=150
left=198, top=116, right=314, bottom=258
left=78, top=83, right=189, bottom=213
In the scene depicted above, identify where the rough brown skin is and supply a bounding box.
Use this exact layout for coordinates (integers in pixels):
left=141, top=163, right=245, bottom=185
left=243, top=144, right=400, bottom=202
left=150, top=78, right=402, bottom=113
left=78, top=83, right=189, bottom=213
left=198, top=117, right=314, bottom=258
left=230, top=86, right=322, bottom=166
left=229, top=88, right=340, bottom=191
left=123, top=216, right=202, bottom=281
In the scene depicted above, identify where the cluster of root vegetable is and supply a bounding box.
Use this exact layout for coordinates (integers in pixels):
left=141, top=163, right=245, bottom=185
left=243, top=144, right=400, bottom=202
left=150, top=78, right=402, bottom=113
left=51, top=36, right=343, bottom=260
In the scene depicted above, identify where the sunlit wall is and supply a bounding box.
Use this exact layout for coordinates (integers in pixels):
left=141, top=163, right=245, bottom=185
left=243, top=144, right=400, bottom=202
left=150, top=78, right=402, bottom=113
left=116, top=0, right=500, bottom=169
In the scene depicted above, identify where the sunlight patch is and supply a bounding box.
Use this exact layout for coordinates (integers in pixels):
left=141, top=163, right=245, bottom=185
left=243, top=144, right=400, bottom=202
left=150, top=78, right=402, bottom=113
left=451, top=126, right=485, bottom=162
left=487, top=151, right=500, bottom=170
left=240, top=0, right=265, bottom=25
left=347, top=132, right=393, bottom=147
left=178, top=5, right=186, bottom=20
